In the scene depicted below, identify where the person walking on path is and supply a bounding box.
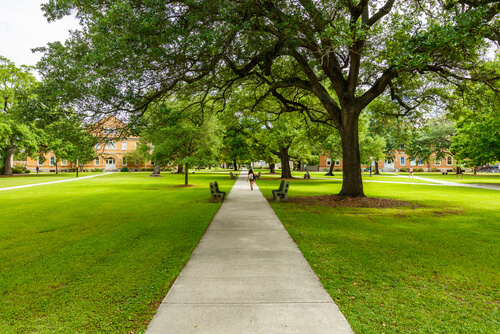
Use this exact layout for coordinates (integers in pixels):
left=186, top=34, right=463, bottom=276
left=409, top=167, right=414, bottom=178
left=247, top=168, right=256, bottom=190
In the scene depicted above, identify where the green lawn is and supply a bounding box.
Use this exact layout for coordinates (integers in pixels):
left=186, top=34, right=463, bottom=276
left=0, top=172, right=96, bottom=188
left=258, top=179, right=500, bottom=333
left=0, top=172, right=235, bottom=333
left=410, top=172, right=500, bottom=184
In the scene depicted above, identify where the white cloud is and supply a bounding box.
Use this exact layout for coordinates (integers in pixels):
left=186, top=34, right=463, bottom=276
left=0, top=0, right=80, bottom=67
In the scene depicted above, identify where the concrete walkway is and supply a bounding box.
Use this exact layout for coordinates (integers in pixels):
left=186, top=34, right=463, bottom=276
left=146, top=172, right=354, bottom=333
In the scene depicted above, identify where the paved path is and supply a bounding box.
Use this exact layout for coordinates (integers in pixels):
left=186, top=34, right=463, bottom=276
left=146, top=172, right=354, bottom=333
left=0, top=173, right=110, bottom=192
left=391, top=175, right=500, bottom=191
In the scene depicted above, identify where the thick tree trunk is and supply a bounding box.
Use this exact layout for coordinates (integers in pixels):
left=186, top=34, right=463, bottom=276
left=177, top=164, right=183, bottom=173
left=269, top=163, right=275, bottom=174
left=339, top=119, right=365, bottom=197
left=2, top=146, right=15, bottom=176
left=150, top=164, right=161, bottom=177
left=233, top=159, right=238, bottom=171
left=184, top=164, right=189, bottom=185
left=325, top=160, right=335, bottom=176
left=278, top=145, right=293, bottom=179
left=374, top=160, right=380, bottom=175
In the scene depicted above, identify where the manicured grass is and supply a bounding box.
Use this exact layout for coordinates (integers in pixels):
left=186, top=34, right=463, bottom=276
left=0, top=172, right=99, bottom=188
left=291, top=171, right=436, bottom=183
left=0, top=172, right=235, bottom=333
left=258, top=179, right=500, bottom=333
left=410, top=172, right=500, bottom=184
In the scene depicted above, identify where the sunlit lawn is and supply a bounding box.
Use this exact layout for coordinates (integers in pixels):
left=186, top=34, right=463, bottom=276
left=0, top=172, right=235, bottom=333
left=0, top=172, right=100, bottom=188
left=410, top=172, right=500, bottom=184
left=258, top=179, right=500, bottom=333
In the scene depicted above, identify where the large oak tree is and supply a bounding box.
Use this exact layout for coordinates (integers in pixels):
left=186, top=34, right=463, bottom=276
left=38, top=0, right=500, bottom=196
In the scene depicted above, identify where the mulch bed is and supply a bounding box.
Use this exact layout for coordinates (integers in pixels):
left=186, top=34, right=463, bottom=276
left=271, top=195, right=418, bottom=208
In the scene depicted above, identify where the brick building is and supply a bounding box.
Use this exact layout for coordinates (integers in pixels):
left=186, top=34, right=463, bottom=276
left=26, top=116, right=154, bottom=172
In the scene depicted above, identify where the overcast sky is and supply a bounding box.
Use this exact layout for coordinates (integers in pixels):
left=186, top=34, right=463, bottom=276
left=0, top=0, right=80, bottom=67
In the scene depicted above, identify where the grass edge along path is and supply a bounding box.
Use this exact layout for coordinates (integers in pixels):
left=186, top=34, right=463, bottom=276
left=257, top=178, right=500, bottom=334
left=0, top=172, right=236, bottom=333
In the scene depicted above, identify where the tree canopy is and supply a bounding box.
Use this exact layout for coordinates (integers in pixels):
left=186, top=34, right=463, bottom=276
left=38, top=0, right=500, bottom=196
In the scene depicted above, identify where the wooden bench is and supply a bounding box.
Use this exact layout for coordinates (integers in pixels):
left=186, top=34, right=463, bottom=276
left=230, top=172, right=236, bottom=180
left=213, top=181, right=226, bottom=200
left=209, top=182, right=225, bottom=202
left=441, top=169, right=453, bottom=175
left=272, top=180, right=289, bottom=202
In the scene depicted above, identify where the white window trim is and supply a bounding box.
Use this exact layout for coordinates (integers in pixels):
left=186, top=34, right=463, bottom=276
left=435, top=159, right=441, bottom=166
left=50, top=157, right=56, bottom=166
left=400, top=157, right=405, bottom=166
left=95, top=158, right=100, bottom=166
left=335, top=160, right=340, bottom=166
left=38, top=157, right=43, bottom=166
left=122, top=141, right=127, bottom=150
left=61, top=159, right=67, bottom=166
left=106, top=141, right=116, bottom=150
left=446, top=156, right=453, bottom=166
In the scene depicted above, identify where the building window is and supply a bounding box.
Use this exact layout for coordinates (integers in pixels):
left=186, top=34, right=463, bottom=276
left=410, top=159, right=417, bottom=166
left=447, top=156, right=453, bottom=166
left=435, top=159, right=441, bottom=166
left=418, top=159, right=424, bottom=166
left=105, top=141, right=116, bottom=149
left=95, top=143, right=100, bottom=150
left=400, top=157, right=405, bottom=166
left=123, top=157, right=127, bottom=165
left=335, top=160, right=340, bottom=166
left=122, top=141, right=127, bottom=150
left=38, top=157, right=43, bottom=166
left=50, top=156, right=56, bottom=166
left=151, top=161, right=155, bottom=166
left=95, top=157, right=100, bottom=166
left=326, top=158, right=331, bottom=166
left=61, top=159, right=67, bottom=166
left=104, top=127, right=118, bottom=135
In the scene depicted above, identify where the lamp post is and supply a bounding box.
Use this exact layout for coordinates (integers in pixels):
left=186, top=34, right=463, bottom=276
left=76, top=158, right=79, bottom=178
left=369, top=157, right=373, bottom=177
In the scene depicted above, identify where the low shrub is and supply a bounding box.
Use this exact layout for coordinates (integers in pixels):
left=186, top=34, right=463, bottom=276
left=414, top=168, right=424, bottom=172
left=24, top=169, right=31, bottom=174
left=121, top=167, right=129, bottom=172
left=12, top=164, right=25, bottom=174
left=93, top=168, right=103, bottom=172
left=334, top=168, right=343, bottom=172
left=431, top=168, right=439, bottom=172
left=399, top=168, right=408, bottom=172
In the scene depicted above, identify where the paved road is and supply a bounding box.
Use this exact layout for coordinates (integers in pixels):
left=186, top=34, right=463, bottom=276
left=145, top=171, right=354, bottom=333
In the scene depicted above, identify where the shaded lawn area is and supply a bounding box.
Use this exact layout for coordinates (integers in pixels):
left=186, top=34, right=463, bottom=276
left=258, top=179, right=500, bottom=333
left=0, top=172, right=234, bottom=333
